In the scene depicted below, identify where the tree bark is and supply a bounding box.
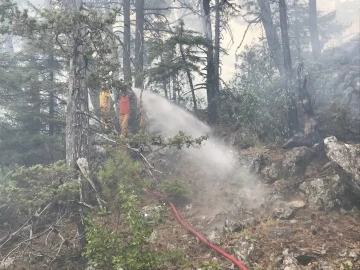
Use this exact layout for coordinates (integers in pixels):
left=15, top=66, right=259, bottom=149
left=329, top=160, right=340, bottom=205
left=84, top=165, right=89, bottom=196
left=279, top=0, right=299, bottom=135
left=4, top=35, right=14, bottom=56
left=309, top=0, right=321, bottom=59
left=134, top=0, right=144, bottom=88
left=48, top=58, right=55, bottom=136
left=214, top=0, right=220, bottom=95
left=257, top=0, right=285, bottom=76
left=179, top=45, right=197, bottom=111
left=202, top=0, right=217, bottom=124
left=64, top=0, right=89, bottom=169
left=123, top=0, right=132, bottom=84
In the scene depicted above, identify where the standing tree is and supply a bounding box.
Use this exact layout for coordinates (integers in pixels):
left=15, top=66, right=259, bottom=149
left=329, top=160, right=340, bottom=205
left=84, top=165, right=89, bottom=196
left=135, top=0, right=144, bottom=88
left=309, top=0, right=321, bottom=59
left=257, top=0, right=284, bottom=76
left=279, top=0, right=299, bottom=134
left=202, top=0, right=217, bottom=124
left=123, top=0, right=131, bottom=84
left=63, top=0, right=89, bottom=169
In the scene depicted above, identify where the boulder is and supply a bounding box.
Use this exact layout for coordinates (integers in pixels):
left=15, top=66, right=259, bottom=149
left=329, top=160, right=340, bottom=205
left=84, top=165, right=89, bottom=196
left=282, top=147, right=314, bottom=179
left=299, top=175, right=352, bottom=211
left=324, top=136, right=360, bottom=197
left=231, top=237, right=263, bottom=266
left=282, top=249, right=301, bottom=270
left=207, top=229, right=222, bottom=245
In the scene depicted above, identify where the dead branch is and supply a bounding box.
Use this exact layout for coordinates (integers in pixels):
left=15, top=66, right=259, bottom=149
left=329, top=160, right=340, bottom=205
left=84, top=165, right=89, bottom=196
left=76, top=158, right=105, bottom=209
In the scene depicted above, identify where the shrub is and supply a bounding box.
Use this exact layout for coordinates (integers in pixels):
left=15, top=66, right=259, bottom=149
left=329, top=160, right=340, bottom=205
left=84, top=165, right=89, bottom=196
left=160, top=179, right=192, bottom=203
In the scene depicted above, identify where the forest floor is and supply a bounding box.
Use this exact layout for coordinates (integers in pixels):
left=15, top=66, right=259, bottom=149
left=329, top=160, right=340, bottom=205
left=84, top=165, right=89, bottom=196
left=144, top=146, right=360, bottom=270
left=1, top=145, right=359, bottom=270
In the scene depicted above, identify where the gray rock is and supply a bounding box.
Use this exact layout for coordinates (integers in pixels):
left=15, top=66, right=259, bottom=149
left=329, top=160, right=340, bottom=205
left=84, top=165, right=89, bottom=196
left=272, top=202, right=295, bottom=220
left=0, top=258, right=14, bottom=269
left=148, top=230, right=158, bottom=244
left=261, top=162, right=282, bottom=183
left=208, top=230, right=222, bottom=245
left=288, top=200, right=306, bottom=209
left=299, top=179, right=335, bottom=211
left=317, top=260, right=334, bottom=270
left=223, top=219, right=246, bottom=233
left=283, top=249, right=301, bottom=270
left=250, top=153, right=265, bottom=174
left=232, top=237, right=263, bottom=265
left=282, top=147, right=314, bottom=179
left=353, top=77, right=360, bottom=91
left=324, top=136, right=360, bottom=197
left=337, top=82, right=347, bottom=92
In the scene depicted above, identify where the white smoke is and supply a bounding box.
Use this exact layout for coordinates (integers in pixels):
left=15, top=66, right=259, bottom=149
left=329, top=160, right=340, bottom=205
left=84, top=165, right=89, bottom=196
left=133, top=88, right=238, bottom=179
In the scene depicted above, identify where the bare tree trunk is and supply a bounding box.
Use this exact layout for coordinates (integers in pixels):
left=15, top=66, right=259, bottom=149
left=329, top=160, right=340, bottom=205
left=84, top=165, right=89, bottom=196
left=294, top=2, right=302, bottom=60
left=214, top=0, right=220, bottom=95
left=123, top=0, right=132, bottom=84
left=179, top=45, right=197, bottom=111
left=4, top=35, right=14, bottom=56
left=257, top=0, right=285, bottom=76
left=202, top=0, right=217, bottom=124
left=309, top=0, right=321, bottom=59
left=48, top=56, right=55, bottom=136
left=162, top=80, right=168, bottom=99
left=279, top=0, right=299, bottom=135
left=134, top=0, right=144, bottom=88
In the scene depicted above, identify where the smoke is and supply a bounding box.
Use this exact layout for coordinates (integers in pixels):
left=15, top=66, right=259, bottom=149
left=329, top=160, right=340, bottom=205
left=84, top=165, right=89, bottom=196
left=133, top=88, right=242, bottom=179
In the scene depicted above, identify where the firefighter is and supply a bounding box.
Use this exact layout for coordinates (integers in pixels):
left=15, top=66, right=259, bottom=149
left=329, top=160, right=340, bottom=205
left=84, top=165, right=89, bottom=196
left=112, top=80, right=133, bottom=137
left=99, top=89, right=111, bottom=130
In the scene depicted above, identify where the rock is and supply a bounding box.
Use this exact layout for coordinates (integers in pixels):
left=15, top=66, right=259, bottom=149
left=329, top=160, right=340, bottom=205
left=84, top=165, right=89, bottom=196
left=337, top=82, right=347, bottom=92
left=288, top=200, right=306, bottom=209
left=272, top=203, right=295, bottom=220
left=317, top=260, right=334, bottom=270
left=339, top=260, right=353, bottom=270
left=223, top=219, right=246, bottom=233
left=208, top=230, right=222, bottom=245
left=299, top=179, right=334, bottom=211
left=250, top=153, right=265, bottom=174
left=353, top=77, right=360, bottom=91
left=260, top=162, right=282, bottom=183
left=348, top=249, right=359, bottom=260
left=148, top=230, right=158, bottom=244
left=324, top=136, right=360, bottom=197
left=166, top=243, right=175, bottom=250
left=0, top=258, right=14, bottom=269
left=283, top=249, right=301, bottom=270
left=232, top=237, right=263, bottom=265
left=293, top=249, right=318, bottom=265
left=282, top=147, right=314, bottom=179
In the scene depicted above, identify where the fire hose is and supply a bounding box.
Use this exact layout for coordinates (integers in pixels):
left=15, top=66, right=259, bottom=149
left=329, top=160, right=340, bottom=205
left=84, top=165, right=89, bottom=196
left=143, top=187, right=249, bottom=270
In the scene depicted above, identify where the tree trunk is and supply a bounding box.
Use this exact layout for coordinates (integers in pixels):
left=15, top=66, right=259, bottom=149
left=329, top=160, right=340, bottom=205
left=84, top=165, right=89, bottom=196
left=48, top=61, right=55, bottom=136
left=202, top=0, right=217, bottom=124
left=294, top=3, right=302, bottom=60
left=123, top=0, right=132, bottom=84
left=257, top=0, right=285, bottom=76
left=309, top=0, right=321, bottom=59
left=179, top=45, right=197, bottom=111
left=214, top=0, right=220, bottom=95
left=4, top=35, right=14, bottom=56
left=134, top=0, right=144, bottom=88
left=279, top=0, right=299, bottom=135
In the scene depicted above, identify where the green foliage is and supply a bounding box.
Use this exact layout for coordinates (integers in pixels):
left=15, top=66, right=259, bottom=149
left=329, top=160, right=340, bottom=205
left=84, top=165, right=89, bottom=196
left=160, top=179, right=192, bottom=203
left=0, top=160, right=78, bottom=214
left=201, top=261, right=220, bottom=270
left=86, top=150, right=187, bottom=269
left=229, top=44, right=291, bottom=141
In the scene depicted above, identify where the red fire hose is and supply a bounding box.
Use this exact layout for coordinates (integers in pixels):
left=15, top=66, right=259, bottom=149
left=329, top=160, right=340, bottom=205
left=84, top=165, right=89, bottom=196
left=144, top=187, right=248, bottom=270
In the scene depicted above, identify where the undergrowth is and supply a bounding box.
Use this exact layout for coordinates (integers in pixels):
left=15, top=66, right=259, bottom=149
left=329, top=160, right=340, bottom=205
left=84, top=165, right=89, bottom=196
left=84, top=149, right=187, bottom=269
left=160, top=179, right=192, bottom=203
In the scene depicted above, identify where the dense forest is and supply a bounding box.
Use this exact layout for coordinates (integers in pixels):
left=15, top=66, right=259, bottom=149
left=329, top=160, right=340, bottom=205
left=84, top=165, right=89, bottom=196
left=0, top=0, right=359, bottom=269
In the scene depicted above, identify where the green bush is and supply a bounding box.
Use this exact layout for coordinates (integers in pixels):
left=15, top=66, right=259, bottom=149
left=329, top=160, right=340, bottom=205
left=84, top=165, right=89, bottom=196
left=160, top=179, right=192, bottom=203
left=0, top=160, right=78, bottom=214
